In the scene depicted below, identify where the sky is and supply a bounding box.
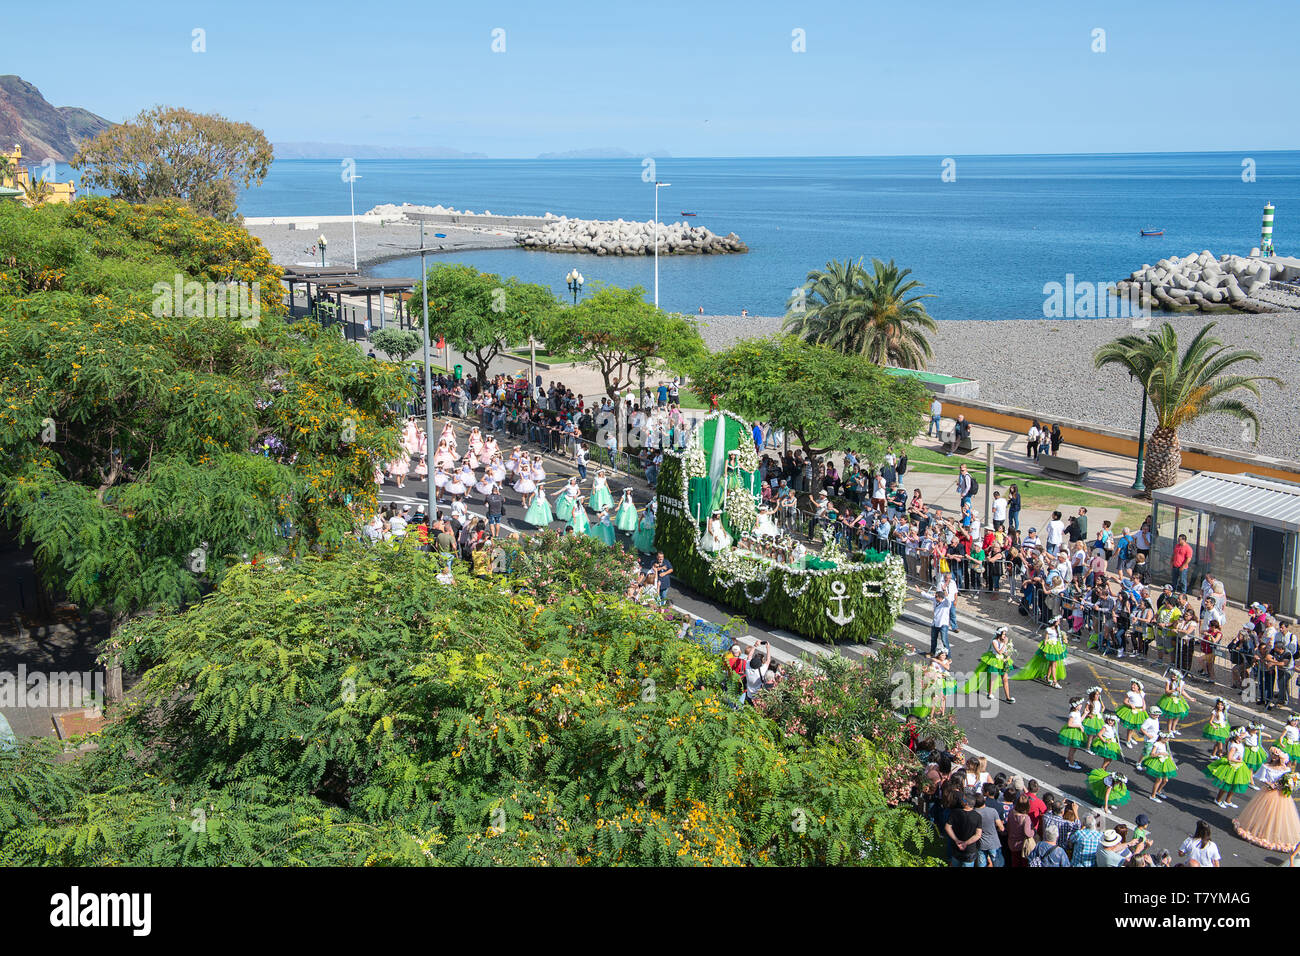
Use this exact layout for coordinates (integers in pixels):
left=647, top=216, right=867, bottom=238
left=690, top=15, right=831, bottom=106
left=7, top=0, right=1298, bottom=158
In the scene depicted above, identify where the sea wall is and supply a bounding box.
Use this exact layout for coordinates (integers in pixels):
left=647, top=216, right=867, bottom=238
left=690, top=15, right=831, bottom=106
left=364, top=203, right=747, bottom=256
left=1116, top=251, right=1291, bottom=313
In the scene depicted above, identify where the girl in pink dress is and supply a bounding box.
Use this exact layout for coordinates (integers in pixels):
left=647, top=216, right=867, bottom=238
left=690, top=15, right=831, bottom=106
left=439, top=422, right=457, bottom=454
left=468, top=426, right=484, bottom=460
left=390, top=455, right=410, bottom=489
left=480, top=435, right=499, bottom=467
left=412, top=454, right=428, bottom=482
left=402, top=419, right=420, bottom=456
left=433, top=439, right=456, bottom=470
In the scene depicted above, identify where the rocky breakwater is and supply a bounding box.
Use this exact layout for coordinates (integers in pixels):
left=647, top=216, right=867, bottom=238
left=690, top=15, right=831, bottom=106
left=1117, top=251, right=1284, bottom=314
left=516, top=217, right=748, bottom=256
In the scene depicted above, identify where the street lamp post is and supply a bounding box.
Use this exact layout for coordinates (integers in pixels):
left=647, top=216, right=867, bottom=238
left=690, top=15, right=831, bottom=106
left=1133, top=379, right=1149, bottom=493
left=347, top=173, right=363, bottom=270
left=566, top=268, right=584, bottom=304
left=653, top=181, right=670, bottom=308
left=317, top=234, right=327, bottom=268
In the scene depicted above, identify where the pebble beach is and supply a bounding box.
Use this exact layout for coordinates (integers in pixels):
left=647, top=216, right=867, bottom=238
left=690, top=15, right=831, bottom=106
left=695, top=312, right=1300, bottom=460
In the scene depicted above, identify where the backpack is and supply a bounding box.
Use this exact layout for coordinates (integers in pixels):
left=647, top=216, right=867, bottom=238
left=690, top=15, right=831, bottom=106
left=968, top=477, right=979, bottom=497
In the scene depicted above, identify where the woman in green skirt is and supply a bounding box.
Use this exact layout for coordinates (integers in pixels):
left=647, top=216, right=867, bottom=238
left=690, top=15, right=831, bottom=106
left=1140, top=732, right=1177, bottom=803
left=1206, top=729, right=1253, bottom=809
left=554, top=477, right=580, bottom=522
left=1116, top=680, right=1149, bottom=749
left=1086, top=769, right=1131, bottom=814
left=523, top=486, right=553, bottom=527
left=1203, top=698, right=1232, bottom=758
left=614, top=487, right=638, bottom=532
left=1060, top=697, right=1087, bottom=770
left=1157, top=669, right=1195, bottom=737
left=631, top=501, right=657, bottom=554
left=1243, top=723, right=1268, bottom=773
left=567, top=501, right=590, bottom=536
left=1090, top=715, right=1123, bottom=771
left=1279, top=715, right=1300, bottom=763
left=1082, top=687, right=1106, bottom=750
left=960, top=626, right=1015, bottom=702
left=1012, top=617, right=1067, bottom=689
left=589, top=508, right=616, bottom=547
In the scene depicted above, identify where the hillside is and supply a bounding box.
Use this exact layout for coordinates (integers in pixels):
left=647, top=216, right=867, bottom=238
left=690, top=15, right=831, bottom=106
left=0, top=75, right=112, bottom=162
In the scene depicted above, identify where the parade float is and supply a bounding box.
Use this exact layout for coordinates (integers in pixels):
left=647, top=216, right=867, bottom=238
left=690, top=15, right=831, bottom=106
left=653, top=409, right=906, bottom=643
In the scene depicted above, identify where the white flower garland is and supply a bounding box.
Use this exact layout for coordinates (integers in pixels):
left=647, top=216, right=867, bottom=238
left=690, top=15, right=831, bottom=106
left=724, top=486, right=757, bottom=534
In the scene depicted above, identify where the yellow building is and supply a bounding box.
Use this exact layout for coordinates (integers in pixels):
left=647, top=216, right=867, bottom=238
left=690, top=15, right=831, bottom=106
left=0, top=144, right=77, bottom=205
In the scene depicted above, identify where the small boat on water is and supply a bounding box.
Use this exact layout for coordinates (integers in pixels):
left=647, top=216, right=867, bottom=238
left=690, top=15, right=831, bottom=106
left=680, top=211, right=697, bottom=217
left=1140, top=228, right=1164, bottom=236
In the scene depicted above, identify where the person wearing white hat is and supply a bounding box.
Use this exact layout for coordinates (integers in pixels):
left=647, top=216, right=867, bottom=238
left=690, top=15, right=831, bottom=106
left=1141, top=731, right=1178, bottom=803
left=1136, top=706, right=1163, bottom=767
left=1096, top=828, right=1125, bottom=867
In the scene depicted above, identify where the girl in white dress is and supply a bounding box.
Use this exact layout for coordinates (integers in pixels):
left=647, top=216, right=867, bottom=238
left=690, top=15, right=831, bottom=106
left=433, top=465, right=450, bottom=500
left=701, top=512, right=733, bottom=551
left=457, top=458, right=477, bottom=490
left=445, top=469, right=467, bottom=497
left=416, top=425, right=427, bottom=457
left=754, top=502, right=781, bottom=539
left=373, top=464, right=386, bottom=488
left=488, top=456, right=507, bottom=487
left=412, top=454, right=428, bottom=482
left=506, top=448, right=522, bottom=476
left=530, top=459, right=546, bottom=490
left=474, top=468, right=495, bottom=497
left=513, top=453, right=537, bottom=505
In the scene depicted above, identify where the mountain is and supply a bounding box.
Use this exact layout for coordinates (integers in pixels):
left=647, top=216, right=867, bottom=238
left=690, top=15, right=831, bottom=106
left=0, top=76, right=113, bottom=162
left=272, top=142, right=488, bottom=160
left=536, top=147, right=674, bottom=160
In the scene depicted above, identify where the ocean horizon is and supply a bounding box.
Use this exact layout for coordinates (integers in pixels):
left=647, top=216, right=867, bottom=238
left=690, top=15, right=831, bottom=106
left=233, top=150, right=1295, bottom=320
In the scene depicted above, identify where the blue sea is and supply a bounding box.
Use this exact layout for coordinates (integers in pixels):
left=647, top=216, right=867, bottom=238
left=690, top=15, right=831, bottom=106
left=238, top=152, right=1300, bottom=321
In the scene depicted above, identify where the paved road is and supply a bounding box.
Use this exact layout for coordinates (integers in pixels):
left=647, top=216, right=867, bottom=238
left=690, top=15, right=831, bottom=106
left=381, top=421, right=1290, bottom=866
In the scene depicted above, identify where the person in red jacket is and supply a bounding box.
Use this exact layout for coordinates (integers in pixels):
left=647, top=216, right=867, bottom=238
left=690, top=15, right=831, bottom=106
left=1171, top=534, right=1193, bottom=594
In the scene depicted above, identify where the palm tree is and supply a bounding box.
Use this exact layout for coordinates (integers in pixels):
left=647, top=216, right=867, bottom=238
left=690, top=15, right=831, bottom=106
left=1094, top=322, right=1281, bottom=490
left=784, top=257, right=936, bottom=368
left=0, top=155, right=13, bottom=189
left=21, top=178, right=52, bottom=207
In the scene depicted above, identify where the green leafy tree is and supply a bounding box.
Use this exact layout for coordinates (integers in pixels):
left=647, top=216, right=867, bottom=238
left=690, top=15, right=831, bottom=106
left=0, top=197, right=407, bottom=671
left=0, top=539, right=940, bottom=866
left=407, top=264, right=558, bottom=384
left=784, top=257, right=937, bottom=369
left=688, top=335, right=928, bottom=462
left=542, top=283, right=707, bottom=402
left=369, top=327, right=423, bottom=363
left=72, top=106, right=274, bottom=222
left=1093, top=322, right=1280, bottom=490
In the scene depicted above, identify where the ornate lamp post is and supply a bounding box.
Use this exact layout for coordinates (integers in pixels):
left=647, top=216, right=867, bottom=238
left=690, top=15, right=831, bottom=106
left=565, top=268, right=584, bottom=304
left=317, top=234, right=328, bottom=268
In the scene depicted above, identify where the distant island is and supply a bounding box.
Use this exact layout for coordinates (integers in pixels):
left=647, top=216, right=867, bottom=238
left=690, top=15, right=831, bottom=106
left=536, top=147, right=673, bottom=160
left=272, top=142, right=488, bottom=160
left=0, top=75, right=113, bottom=162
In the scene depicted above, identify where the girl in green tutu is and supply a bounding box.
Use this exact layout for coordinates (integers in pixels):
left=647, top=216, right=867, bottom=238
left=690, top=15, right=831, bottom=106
left=1082, top=687, right=1105, bottom=750
left=554, top=477, right=580, bottom=522
left=1116, top=679, right=1149, bottom=749
left=631, top=500, right=657, bottom=554
left=589, top=507, right=616, bottom=547
left=567, top=501, right=590, bottom=536
left=1156, top=668, right=1196, bottom=737
left=1011, top=617, right=1067, bottom=688
left=1059, top=696, right=1087, bottom=769
left=588, top=469, right=613, bottom=511
left=1090, top=714, right=1123, bottom=770
left=1140, top=732, right=1177, bottom=803
left=1087, top=769, right=1131, bottom=813
left=960, top=626, right=1015, bottom=702
left=1243, top=722, right=1267, bottom=773
left=614, top=487, right=638, bottom=532
left=523, top=486, right=554, bottom=528
left=1279, top=715, right=1300, bottom=763
left=1203, top=698, right=1232, bottom=757
left=1206, top=729, right=1253, bottom=809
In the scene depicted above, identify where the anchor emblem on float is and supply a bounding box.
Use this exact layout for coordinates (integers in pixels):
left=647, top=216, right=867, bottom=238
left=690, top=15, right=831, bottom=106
left=825, top=580, right=855, bottom=626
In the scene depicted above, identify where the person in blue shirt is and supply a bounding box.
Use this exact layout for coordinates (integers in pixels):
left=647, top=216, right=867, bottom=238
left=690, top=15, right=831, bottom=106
left=752, top=422, right=764, bottom=453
